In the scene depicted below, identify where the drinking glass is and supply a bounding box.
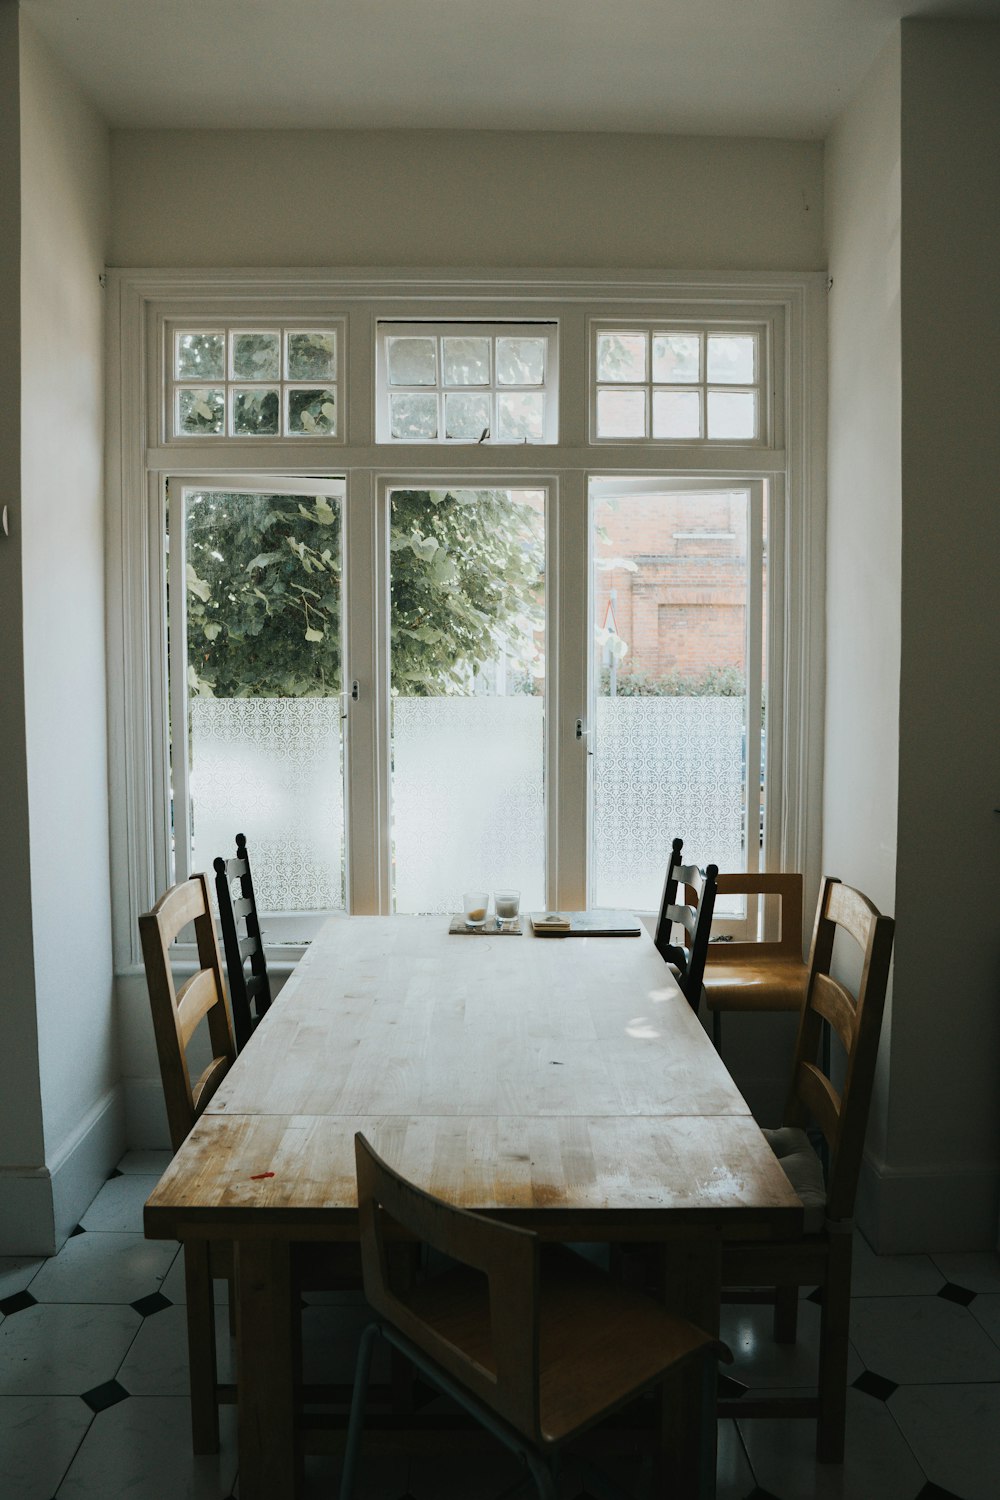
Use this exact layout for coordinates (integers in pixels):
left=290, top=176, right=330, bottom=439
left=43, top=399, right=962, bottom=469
left=494, top=889, right=520, bottom=929
left=463, top=891, right=489, bottom=928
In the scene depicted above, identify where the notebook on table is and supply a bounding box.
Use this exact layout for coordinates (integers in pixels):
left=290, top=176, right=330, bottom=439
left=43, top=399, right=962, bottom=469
left=529, top=909, right=642, bottom=937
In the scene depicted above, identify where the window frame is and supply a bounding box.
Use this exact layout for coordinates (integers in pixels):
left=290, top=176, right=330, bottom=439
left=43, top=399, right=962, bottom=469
left=107, top=269, right=825, bottom=974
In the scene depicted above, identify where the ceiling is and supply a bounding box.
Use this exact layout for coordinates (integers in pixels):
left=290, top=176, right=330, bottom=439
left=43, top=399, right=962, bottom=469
left=21, top=0, right=1000, bottom=140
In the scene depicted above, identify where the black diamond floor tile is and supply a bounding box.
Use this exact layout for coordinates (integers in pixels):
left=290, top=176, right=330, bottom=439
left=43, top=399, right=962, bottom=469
left=718, top=1371, right=750, bottom=1398
left=853, top=1368, right=898, bottom=1401
left=69, top=1223, right=86, bottom=1237
left=937, top=1282, right=976, bottom=1307
left=131, top=1290, right=172, bottom=1317
left=915, top=1483, right=969, bottom=1500
left=0, top=1289, right=37, bottom=1316
left=108, top=1167, right=123, bottom=1179
left=744, top=1488, right=784, bottom=1499
left=81, top=1378, right=130, bottom=1414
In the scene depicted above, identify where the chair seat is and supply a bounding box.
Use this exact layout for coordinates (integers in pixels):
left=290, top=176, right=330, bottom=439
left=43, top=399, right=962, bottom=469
left=763, top=1126, right=826, bottom=1233
left=399, top=1244, right=725, bottom=1445
left=703, top=958, right=809, bottom=1012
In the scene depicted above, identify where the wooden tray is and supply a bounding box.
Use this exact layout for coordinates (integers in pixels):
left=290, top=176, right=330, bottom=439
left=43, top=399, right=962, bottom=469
left=448, top=916, right=523, bottom=935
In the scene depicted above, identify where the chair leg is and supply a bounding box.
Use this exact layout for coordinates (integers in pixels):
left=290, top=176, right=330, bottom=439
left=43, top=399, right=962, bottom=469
left=817, top=1236, right=853, bottom=1462
left=524, top=1450, right=558, bottom=1500
left=339, top=1322, right=381, bottom=1500
left=183, top=1241, right=219, bottom=1454
left=773, top=1284, right=799, bottom=1343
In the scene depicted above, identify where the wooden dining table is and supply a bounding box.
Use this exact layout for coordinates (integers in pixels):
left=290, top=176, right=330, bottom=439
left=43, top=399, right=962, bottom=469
left=144, top=913, right=802, bottom=1499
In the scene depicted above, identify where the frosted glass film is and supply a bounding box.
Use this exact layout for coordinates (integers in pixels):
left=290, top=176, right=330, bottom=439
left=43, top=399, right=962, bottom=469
left=593, top=696, right=744, bottom=910
left=190, top=697, right=344, bottom=913
left=392, top=697, right=544, bottom=914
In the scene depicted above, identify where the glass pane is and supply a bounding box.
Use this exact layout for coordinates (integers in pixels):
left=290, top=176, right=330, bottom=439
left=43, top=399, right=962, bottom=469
left=233, top=388, right=280, bottom=436
left=707, top=390, right=757, bottom=439
left=286, top=331, right=337, bottom=381
left=496, top=391, right=544, bottom=442
left=176, top=332, right=224, bottom=381
left=442, top=337, right=490, bottom=386
left=652, top=334, right=700, bottom=383
left=496, top=337, right=545, bottom=386
left=232, top=332, right=280, bottom=381
left=707, top=334, right=755, bottom=384
left=596, top=332, right=647, bottom=383
left=390, top=487, right=546, bottom=914
left=177, top=387, right=225, bottom=435
left=596, top=388, right=646, bottom=438
left=591, top=486, right=749, bottom=911
left=652, top=389, right=702, bottom=439
left=184, top=489, right=345, bottom=913
left=390, top=392, right=438, bottom=439
left=387, top=336, right=437, bottom=386
left=288, top=388, right=337, bottom=435
left=444, top=391, right=491, bottom=441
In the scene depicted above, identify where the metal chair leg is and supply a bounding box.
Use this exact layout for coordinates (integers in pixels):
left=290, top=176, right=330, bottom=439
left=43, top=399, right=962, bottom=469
left=339, top=1322, right=381, bottom=1500
left=524, top=1449, right=558, bottom=1500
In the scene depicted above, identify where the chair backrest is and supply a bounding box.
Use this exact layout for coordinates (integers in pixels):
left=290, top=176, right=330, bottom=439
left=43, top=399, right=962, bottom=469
left=784, top=877, right=894, bottom=1224
left=354, top=1133, right=541, bottom=1441
left=213, top=833, right=272, bottom=1052
left=654, top=836, right=685, bottom=960
left=138, top=873, right=236, bottom=1154
left=707, top=871, right=804, bottom=963
left=659, top=857, right=719, bottom=1009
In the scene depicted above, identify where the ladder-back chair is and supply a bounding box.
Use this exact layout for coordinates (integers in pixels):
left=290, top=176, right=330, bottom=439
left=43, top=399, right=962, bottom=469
left=703, top=872, right=811, bottom=1052
left=655, top=839, right=719, bottom=1011
left=214, top=832, right=272, bottom=1052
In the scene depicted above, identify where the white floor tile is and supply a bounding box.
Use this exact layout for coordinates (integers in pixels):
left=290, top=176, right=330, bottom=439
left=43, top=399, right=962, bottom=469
left=0, top=1394, right=93, bottom=1500
left=0, top=1302, right=140, bottom=1396
left=890, top=1382, right=1000, bottom=1500
left=851, top=1231, right=943, bottom=1298
left=116, top=1150, right=173, bottom=1177
left=720, top=1299, right=863, bottom=1391
left=29, top=1232, right=177, bottom=1304
left=118, top=1304, right=233, bottom=1396
left=160, top=1248, right=229, bottom=1305
left=738, top=1385, right=925, bottom=1499
left=0, top=1255, right=46, bottom=1300
left=57, top=1395, right=238, bottom=1499
left=969, top=1292, right=1000, bottom=1351
left=931, top=1249, right=1000, bottom=1294
left=850, top=1293, right=1000, bottom=1385
left=79, top=1176, right=162, bottom=1234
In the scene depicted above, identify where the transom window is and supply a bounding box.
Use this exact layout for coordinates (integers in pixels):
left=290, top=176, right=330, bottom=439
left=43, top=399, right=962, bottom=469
left=170, top=323, right=343, bottom=439
left=375, top=322, right=558, bottom=443
left=591, top=323, right=765, bottom=443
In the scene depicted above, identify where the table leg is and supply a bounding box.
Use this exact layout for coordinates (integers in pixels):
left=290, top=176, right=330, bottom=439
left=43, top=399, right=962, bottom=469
left=654, top=1229, right=722, bottom=1500
left=236, top=1239, right=299, bottom=1500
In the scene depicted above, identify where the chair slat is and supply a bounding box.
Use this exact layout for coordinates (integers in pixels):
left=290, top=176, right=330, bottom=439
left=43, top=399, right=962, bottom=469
left=176, top=967, right=226, bottom=1048
left=809, top=971, right=856, bottom=1055
left=794, top=1060, right=841, bottom=1150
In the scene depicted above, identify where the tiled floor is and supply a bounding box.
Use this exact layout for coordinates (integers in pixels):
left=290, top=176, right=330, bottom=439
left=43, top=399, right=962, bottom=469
left=2, top=1155, right=999, bottom=1499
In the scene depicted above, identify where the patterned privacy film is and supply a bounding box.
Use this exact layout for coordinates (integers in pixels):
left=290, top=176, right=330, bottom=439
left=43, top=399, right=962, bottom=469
left=172, top=328, right=339, bottom=438
left=594, top=328, right=760, bottom=442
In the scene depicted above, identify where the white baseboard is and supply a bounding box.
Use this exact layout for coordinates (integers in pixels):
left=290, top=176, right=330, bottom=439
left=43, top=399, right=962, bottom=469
left=859, top=1150, right=1000, bottom=1252
left=0, top=1086, right=125, bottom=1255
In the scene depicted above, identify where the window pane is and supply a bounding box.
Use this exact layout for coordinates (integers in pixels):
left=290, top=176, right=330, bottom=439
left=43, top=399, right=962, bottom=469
left=442, top=337, right=490, bottom=386
left=387, top=336, right=437, bottom=386
left=652, top=334, right=700, bottom=383
left=652, top=389, right=702, bottom=439
left=232, top=332, right=280, bottom=381
left=497, top=391, right=544, bottom=441
left=184, top=489, right=345, bottom=914
left=597, top=332, right=647, bottom=383
left=390, top=488, right=545, bottom=914
left=286, top=332, right=337, bottom=381
left=390, top=392, right=438, bottom=439
left=176, top=332, right=224, bottom=381
left=591, top=486, right=749, bottom=911
left=496, top=337, right=545, bottom=386
left=233, top=388, right=280, bottom=436
left=288, top=388, right=337, bottom=435
left=444, top=391, right=491, bottom=440
left=177, top=387, right=225, bottom=434
left=596, top=388, right=646, bottom=438
left=707, top=335, right=755, bottom=384
left=707, top=390, right=756, bottom=439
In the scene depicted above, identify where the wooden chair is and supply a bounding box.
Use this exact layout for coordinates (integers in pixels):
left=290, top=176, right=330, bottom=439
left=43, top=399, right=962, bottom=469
left=341, top=1134, right=731, bottom=1500
left=654, top=838, right=719, bottom=1011
left=718, top=877, right=894, bottom=1461
left=138, top=873, right=237, bottom=1453
left=213, top=832, right=272, bottom=1052
left=703, top=872, right=811, bottom=1051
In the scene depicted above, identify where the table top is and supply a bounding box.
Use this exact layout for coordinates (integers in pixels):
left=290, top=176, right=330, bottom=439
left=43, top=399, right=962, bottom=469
left=145, top=915, right=801, bottom=1240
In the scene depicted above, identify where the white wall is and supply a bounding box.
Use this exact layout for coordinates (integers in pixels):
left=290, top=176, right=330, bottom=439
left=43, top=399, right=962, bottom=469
left=823, top=39, right=901, bottom=1193
left=0, top=14, right=117, bottom=1254
left=110, top=129, right=824, bottom=271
